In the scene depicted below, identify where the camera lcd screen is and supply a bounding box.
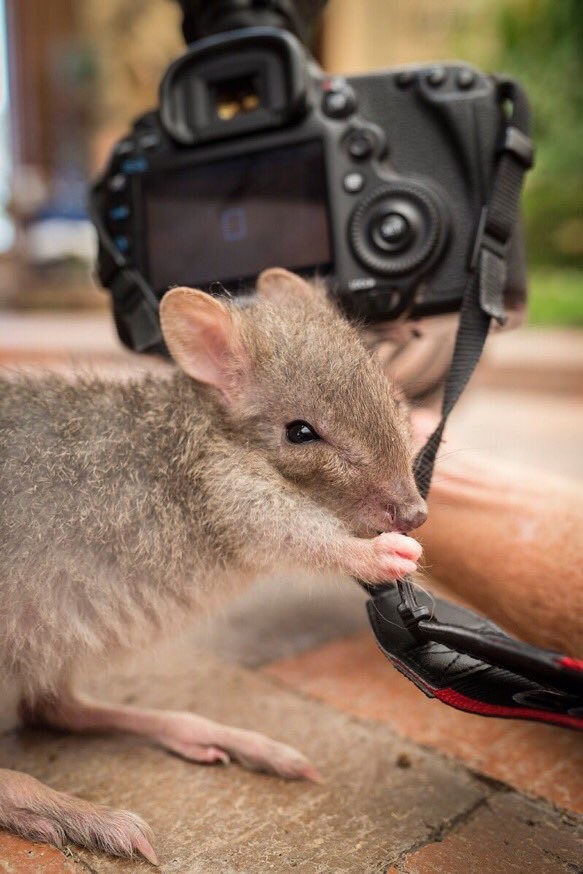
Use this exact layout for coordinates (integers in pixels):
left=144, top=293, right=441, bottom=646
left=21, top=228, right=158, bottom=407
left=142, top=140, right=332, bottom=291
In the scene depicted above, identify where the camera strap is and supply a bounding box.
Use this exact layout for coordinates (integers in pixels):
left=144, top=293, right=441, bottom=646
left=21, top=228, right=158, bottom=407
left=361, top=78, right=583, bottom=730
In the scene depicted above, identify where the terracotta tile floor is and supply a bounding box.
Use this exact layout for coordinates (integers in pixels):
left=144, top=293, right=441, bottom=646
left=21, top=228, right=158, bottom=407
left=264, top=631, right=583, bottom=813
left=0, top=834, right=77, bottom=872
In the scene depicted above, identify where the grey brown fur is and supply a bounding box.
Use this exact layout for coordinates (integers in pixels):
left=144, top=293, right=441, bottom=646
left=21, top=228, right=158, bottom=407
left=0, top=269, right=425, bottom=862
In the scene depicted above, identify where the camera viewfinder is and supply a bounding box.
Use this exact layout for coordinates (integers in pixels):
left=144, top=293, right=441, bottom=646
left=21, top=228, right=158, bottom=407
left=214, top=76, right=261, bottom=120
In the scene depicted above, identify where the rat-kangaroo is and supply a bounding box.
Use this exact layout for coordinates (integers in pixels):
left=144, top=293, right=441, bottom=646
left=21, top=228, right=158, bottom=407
left=0, top=269, right=426, bottom=863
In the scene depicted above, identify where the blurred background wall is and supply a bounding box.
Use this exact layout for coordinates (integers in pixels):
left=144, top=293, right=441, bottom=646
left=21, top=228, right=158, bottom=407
left=0, top=0, right=580, bottom=324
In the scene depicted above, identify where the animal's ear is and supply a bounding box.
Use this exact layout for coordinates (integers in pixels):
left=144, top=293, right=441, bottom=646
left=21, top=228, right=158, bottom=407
left=160, top=287, right=248, bottom=403
left=256, top=268, right=324, bottom=305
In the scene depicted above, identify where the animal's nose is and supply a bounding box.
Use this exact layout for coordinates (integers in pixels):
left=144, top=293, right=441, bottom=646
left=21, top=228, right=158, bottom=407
left=390, top=499, right=428, bottom=532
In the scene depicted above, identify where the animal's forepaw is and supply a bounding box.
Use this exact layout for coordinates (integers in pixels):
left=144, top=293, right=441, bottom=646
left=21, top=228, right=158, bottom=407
left=351, top=531, right=422, bottom=583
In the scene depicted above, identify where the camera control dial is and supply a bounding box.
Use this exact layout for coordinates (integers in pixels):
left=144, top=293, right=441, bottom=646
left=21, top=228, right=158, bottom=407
left=349, top=184, right=445, bottom=277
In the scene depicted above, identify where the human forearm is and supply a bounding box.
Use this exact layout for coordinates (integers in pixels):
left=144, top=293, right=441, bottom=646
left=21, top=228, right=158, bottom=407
left=419, top=452, right=583, bottom=657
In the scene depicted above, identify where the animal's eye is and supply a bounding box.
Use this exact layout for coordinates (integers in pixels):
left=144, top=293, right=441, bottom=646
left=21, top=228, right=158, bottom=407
left=286, top=420, right=321, bottom=444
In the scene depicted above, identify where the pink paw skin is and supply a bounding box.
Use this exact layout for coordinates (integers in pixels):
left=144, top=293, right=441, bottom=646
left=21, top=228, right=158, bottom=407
left=348, top=531, right=423, bottom=583
left=224, top=731, right=324, bottom=783
left=158, top=734, right=231, bottom=766
left=155, top=714, right=322, bottom=783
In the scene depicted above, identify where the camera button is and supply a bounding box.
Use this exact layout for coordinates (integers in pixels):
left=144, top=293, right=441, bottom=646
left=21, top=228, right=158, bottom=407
left=395, top=70, right=416, bottom=89
left=109, top=205, right=130, bottom=221
left=121, top=157, right=148, bottom=174
left=426, top=66, right=447, bottom=87
left=346, top=129, right=375, bottom=160
left=343, top=172, right=365, bottom=194
left=114, top=235, right=130, bottom=255
left=108, top=174, right=127, bottom=193
left=322, top=88, right=355, bottom=119
left=371, top=212, right=411, bottom=252
left=138, top=133, right=160, bottom=150
left=114, top=140, right=134, bottom=157
left=456, top=69, right=476, bottom=90
left=372, top=288, right=402, bottom=316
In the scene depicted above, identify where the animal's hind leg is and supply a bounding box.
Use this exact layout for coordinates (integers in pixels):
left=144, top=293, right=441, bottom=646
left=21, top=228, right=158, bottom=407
left=0, top=767, right=157, bottom=863
left=22, top=692, right=322, bottom=782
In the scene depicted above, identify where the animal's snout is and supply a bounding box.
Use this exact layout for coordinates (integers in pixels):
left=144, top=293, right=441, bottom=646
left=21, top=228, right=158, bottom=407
left=389, top=499, right=428, bottom=532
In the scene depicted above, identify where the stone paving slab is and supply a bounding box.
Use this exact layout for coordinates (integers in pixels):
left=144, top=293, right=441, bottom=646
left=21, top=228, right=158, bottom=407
left=1, top=650, right=486, bottom=873
left=264, top=631, right=583, bottom=814
left=389, top=792, right=583, bottom=874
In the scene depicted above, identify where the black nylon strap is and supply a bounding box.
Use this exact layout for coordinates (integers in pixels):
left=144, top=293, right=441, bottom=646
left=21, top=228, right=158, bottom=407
left=363, top=78, right=534, bottom=622
left=413, top=265, right=490, bottom=499
left=413, top=79, right=532, bottom=502
left=388, top=260, right=492, bottom=621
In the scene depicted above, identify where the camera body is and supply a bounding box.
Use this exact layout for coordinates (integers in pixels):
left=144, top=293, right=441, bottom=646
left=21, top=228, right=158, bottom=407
left=92, top=25, right=528, bottom=351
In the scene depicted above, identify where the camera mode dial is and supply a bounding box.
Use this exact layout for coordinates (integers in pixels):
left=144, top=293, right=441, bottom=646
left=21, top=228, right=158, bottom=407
left=349, top=183, right=445, bottom=276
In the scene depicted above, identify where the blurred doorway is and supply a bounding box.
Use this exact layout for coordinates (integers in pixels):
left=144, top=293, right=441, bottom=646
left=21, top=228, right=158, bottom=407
left=0, top=0, right=13, bottom=253
left=3, top=0, right=96, bottom=307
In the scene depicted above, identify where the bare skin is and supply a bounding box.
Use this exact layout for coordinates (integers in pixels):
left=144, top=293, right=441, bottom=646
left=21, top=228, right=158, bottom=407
left=412, top=411, right=583, bottom=657
left=20, top=694, right=322, bottom=781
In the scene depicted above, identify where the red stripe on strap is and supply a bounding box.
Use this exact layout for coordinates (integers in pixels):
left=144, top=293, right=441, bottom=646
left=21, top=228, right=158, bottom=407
left=558, top=656, right=583, bottom=672
left=435, top=688, right=583, bottom=731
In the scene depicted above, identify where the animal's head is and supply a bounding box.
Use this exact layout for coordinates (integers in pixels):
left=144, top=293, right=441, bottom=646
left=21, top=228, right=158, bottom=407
left=160, top=268, right=426, bottom=534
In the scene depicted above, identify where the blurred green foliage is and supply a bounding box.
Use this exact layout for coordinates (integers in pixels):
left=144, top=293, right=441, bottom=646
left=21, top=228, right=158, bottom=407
left=453, top=0, right=582, bottom=324
left=528, top=269, right=583, bottom=326
left=493, top=0, right=582, bottom=271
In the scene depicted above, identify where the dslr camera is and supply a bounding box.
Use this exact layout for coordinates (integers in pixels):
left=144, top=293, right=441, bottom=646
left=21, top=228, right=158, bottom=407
left=91, top=0, right=532, bottom=354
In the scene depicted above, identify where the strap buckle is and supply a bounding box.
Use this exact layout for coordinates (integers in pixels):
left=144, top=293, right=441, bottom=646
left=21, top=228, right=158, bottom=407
left=396, top=579, right=431, bottom=628
left=500, top=126, right=535, bottom=169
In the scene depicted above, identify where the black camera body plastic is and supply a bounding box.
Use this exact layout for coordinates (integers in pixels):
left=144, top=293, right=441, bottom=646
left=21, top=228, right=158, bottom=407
left=91, top=26, right=529, bottom=352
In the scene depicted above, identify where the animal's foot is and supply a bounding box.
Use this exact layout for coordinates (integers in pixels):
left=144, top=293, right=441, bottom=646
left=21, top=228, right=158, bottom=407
left=348, top=531, right=422, bottom=583
left=222, top=729, right=322, bottom=782
left=155, top=713, right=322, bottom=782
left=157, top=733, right=231, bottom=766
left=0, top=769, right=157, bottom=865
